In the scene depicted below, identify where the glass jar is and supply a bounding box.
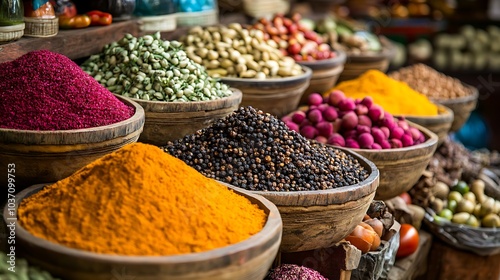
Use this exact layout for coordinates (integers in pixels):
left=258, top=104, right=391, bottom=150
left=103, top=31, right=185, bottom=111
left=178, top=0, right=217, bottom=13
left=23, top=0, right=56, bottom=18
left=134, top=0, right=176, bottom=16
left=0, top=0, right=24, bottom=26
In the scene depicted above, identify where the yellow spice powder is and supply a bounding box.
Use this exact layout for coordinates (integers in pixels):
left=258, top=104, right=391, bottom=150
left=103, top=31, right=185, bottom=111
left=18, top=143, right=266, bottom=256
left=332, top=70, right=439, bottom=116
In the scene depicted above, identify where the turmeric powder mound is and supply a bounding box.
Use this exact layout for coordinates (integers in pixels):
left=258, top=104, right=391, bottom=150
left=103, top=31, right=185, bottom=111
left=332, top=70, right=439, bottom=116
left=18, top=143, right=266, bottom=256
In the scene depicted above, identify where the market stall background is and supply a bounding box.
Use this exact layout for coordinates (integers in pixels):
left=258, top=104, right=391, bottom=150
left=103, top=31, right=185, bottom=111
left=1, top=0, right=500, bottom=279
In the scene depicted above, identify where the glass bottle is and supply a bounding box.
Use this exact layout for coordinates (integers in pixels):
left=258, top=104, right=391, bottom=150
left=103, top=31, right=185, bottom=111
left=0, top=0, right=24, bottom=26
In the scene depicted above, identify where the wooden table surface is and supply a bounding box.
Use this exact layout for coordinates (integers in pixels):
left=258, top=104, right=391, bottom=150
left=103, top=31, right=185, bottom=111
left=388, top=230, right=433, bottom=280
left=0, top=20, right=140, bottom=63
left=424, top=237, right=500, bottom=280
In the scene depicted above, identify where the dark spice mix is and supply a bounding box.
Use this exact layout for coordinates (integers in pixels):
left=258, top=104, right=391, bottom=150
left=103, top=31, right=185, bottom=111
left=165, top=107, right=369, bottom=191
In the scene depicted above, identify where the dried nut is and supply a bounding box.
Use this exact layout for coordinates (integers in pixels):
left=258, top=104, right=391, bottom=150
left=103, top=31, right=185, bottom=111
left=220, top=59, right=233, bottom=68
left=240, top=70, right=257, bottom=78
left=235, top=64, right=247, bottom=73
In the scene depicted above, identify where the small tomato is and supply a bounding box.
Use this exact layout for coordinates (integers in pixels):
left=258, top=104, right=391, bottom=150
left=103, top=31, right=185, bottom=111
left=396, top=224, right=419, bottom=258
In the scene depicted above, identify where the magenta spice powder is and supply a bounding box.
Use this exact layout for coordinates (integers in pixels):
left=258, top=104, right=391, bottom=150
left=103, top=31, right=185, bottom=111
left=0, top=50, right=134, bottom=130
left=266, top=264, right=328, bottom=280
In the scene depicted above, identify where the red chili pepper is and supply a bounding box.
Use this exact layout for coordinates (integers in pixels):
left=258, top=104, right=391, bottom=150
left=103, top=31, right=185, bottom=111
left=86, top=10, right=113, bottom=26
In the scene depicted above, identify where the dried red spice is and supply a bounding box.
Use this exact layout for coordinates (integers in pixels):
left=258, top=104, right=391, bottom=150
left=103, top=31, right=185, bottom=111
left=0, top=50, right=134, bottom=131
left=266, top=264, right=328, bottom=280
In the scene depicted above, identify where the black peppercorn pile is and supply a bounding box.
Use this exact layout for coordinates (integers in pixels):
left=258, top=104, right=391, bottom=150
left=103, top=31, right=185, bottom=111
left=164, top=107, right=369, bottom=191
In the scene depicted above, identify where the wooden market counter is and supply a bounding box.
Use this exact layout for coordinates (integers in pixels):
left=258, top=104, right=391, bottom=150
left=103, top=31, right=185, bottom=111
left=424, top=238, right=500, bottom=280
left=0, top=13, right=247, bottom=64
left=0, top=20, right=141, bottom=63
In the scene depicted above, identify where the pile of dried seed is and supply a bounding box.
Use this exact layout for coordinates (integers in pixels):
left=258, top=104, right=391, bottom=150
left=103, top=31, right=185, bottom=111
left=81, top=32, right=232, bottom=102
left=182, top=24, right=304, bottom=79
left=389, top=64, right=474, bottom=100
left=164, top=107, right=369, bottom=191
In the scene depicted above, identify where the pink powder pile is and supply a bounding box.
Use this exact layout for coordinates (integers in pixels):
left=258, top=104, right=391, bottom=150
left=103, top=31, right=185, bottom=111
left=0, top=50, right=134, bottom=131
left=266, top=264, right=329, bottom=280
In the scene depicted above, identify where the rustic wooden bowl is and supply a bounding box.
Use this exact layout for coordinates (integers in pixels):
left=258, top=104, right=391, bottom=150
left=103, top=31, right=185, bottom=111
left=122, top=89, right=242, bottom=146
left=247, top=147, right=379, bottom=253
left=220, top=66, right=312, bottom=118
left=297, top=51, right=346, bottom=105
left=0, top=96, right=144, bottom=191
left=8, top=183, right=282, bottom=280
left=431, top=84, right=479, bottom=132
left=337, top=38, right=395, bottom=83
left=342, top=122, right=438, bottom=201
left=402, top=105, right=454, bottom=146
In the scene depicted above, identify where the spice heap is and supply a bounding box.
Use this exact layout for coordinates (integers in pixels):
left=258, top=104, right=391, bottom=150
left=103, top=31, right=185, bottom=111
left=333, top=70, right=439, bottom=116
left=307, top=16, right=383, bottom=55
left=283, top=92, right=426, bottom=149
left=252, top=14, right=337, bottom=61
left=18, top=143, right=266, bottom=256
left=165, top=107, right=369, bottom=192
left=266, top=264, right=328, bottom=280
left=182, top=24, right=304, bottom=79
left=389, top=64, right=473, bottom=100
left=0, top=50, right=134, bottom=131
left=81, top=32, right=232, bottom=102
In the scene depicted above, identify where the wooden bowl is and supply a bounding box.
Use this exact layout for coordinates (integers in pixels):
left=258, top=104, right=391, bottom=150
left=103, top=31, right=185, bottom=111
left=337, top=38, right=395, bottom=83
left=248, top=147, right=380, bottom=253
left=297, top=51, right=347, bottom=105
left=431, top=84, right=479, bottom=132
left=8, top=183, right=283, bottom=280
left=0, top=96, right=145, bottom=190
left=123, top=89, right=242, bottom=146
left=402, top=105, right=454, bottom=146
left=342, top=122, right=438, bottom=201
left=220, top=66, right=312, bottom=118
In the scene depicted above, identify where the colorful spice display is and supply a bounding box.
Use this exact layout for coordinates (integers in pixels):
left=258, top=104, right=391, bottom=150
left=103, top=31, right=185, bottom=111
left=81, top=32, right=232, bottom=102
left=182, top=24, right=304, bottom=79
left=333, top=70, right=439, bottom=116
left=165, top=107, right=369, bottom=192
left=266, top=264, right=328, bottom=280
left=0, top=50, right=134, bottom=131
left=18, top=143, right=266, bottom=256
left=389, top=63, right=474, bottom=100
left=283, top=92, right=426, bottom=149
left=252, top=14, right=337, bottom=61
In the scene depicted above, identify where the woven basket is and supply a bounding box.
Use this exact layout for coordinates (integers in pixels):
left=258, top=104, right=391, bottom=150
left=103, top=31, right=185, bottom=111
left=176, top=9, right=218, bottom=27
left=138, top=14, right=177, bottom=32
left=0, top=23, right=25, bottom=44
left=424, top=209, right=500, bottom=256
left=24, top=17, right=58, bottom=38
